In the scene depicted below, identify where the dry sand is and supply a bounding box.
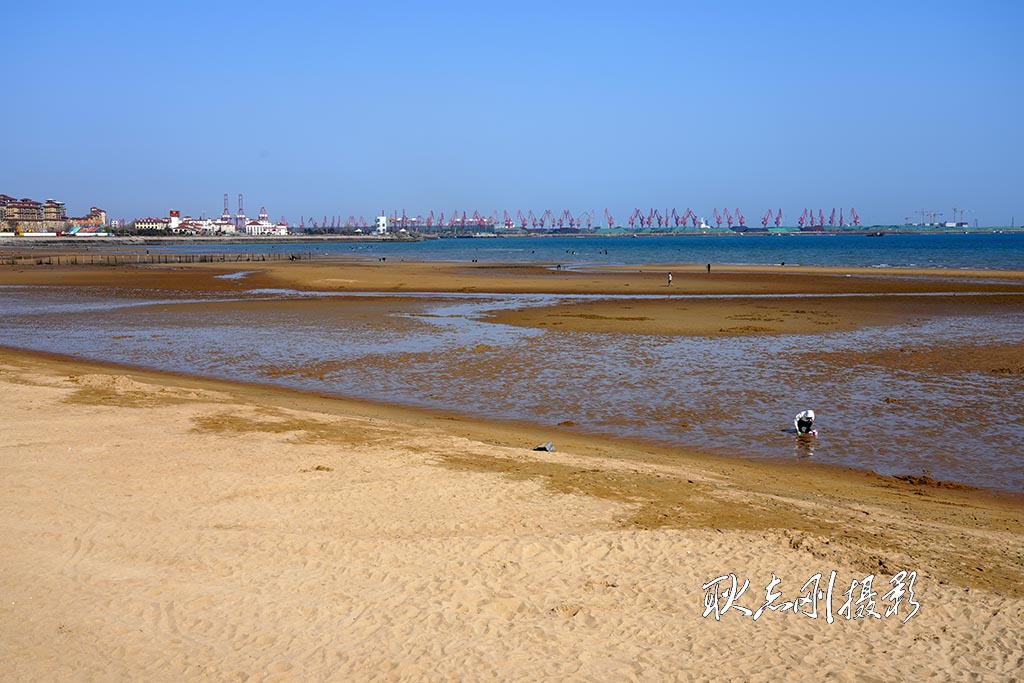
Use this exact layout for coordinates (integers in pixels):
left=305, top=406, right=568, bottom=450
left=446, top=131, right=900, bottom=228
left=1, top=350, right=1022, bottom=682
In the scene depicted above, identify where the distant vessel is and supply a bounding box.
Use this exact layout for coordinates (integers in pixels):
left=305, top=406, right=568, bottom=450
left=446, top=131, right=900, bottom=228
left=867, top=231, right=885, bottom=237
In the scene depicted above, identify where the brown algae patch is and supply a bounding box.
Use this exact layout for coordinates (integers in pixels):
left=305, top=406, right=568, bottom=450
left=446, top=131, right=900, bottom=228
left=63, top=374, right=228, bottom=409
left=191, top=409, right=394, bottom=448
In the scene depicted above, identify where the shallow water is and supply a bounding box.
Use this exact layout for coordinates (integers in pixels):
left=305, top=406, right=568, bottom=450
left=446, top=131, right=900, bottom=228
left=2, top=286, right=1022, bottom=491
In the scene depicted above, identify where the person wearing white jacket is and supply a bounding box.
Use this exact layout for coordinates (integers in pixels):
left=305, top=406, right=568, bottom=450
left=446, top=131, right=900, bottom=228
left=794, top=409, right=816, bottom=435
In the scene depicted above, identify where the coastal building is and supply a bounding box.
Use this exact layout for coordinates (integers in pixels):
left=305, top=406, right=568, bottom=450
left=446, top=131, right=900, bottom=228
left=375, top=215, right=388, bottom=235
left=128, top=198, right=287, bottom=236
left=6, top=198, right=44, bottom=222
left=134, top=217, right=171, bottom=231
left=244, top=207, right=289, bottom=236
left=43, top=200, right=66, bottom=222
left=210, top=217, right=237, bottom=234
left=69, top=206, right=108, bottom=226
left=1, top=196, right=69, bottom=232
left=2, top=194, right=108, bottom=233
left=66, top=206, right=111, bottom=235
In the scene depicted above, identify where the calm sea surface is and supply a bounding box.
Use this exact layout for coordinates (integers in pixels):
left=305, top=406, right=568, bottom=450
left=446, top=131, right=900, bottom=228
left=122, top=233, right=1024, bottom=270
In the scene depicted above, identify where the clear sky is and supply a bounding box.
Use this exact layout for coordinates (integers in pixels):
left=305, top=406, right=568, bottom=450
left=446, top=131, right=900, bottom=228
left=4, top=1, right=1022, bottom=226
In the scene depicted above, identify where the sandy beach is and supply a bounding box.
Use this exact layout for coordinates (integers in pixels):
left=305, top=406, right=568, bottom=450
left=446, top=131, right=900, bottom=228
left=2, top=259, right=1023, bottom=681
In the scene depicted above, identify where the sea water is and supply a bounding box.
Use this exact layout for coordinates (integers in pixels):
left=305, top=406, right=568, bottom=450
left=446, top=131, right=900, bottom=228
left=107, top=233, right=1024, bottom=271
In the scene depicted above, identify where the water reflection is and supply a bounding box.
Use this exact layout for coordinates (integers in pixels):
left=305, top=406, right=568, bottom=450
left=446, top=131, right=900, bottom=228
left=793, top=433, right=817, bottom=459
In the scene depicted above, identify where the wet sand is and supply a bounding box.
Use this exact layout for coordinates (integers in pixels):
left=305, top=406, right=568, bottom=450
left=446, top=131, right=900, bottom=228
left=3, top=258, right=1024, bottom=295
left=4, top=257, right=1023, bottom=349
left=2, top=260, right=1024, bottom=679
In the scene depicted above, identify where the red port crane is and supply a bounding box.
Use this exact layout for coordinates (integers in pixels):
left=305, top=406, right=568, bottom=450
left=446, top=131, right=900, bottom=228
left=798, top=209, right=807, bottom=229
left=714, top=208, right=722, bottom=228
left=851, top=208, right=861, bottom=226
left=829, top=208, right=836, bottom=226
left=724, top=208, right=734, bottom=228
left=775, top=209, right=782, bottom=228
left=605, top=208, right=614, bottom=228
left=839, top=209, right=845, bottom=227
left=736, top=208, right=746, bottom=227
left=761, top=210, right=771, bottom=228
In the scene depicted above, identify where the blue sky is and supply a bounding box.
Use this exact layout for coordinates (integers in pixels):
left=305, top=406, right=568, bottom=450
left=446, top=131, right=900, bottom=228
left=4, top=1, right=1021, bottom=225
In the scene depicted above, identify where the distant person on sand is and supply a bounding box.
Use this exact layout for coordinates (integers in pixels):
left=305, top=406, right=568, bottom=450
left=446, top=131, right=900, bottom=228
left=667, top=272, right=673, bottom=286
left=706, top=263, right=711, bottom=274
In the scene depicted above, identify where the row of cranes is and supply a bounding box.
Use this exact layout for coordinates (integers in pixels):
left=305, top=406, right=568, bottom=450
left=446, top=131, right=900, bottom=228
left=623, top=207, right=860, bottom=230
left=297, top=208, right=862, bottom=231
left=795, top=207, right=861, bottom=229
left=301, top=210, right=603, bottom=231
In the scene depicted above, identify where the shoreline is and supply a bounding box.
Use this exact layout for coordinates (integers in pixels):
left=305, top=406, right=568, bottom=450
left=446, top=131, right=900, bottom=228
left=7, top=342, right=1017, bottom=500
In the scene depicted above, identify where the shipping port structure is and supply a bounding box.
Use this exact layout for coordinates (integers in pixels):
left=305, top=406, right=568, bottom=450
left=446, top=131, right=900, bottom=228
left=297, top=206, right=866, bottom=236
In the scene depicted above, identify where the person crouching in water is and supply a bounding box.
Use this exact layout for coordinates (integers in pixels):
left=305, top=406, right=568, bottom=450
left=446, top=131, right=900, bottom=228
left=794, top=409, right=816, bottom=435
